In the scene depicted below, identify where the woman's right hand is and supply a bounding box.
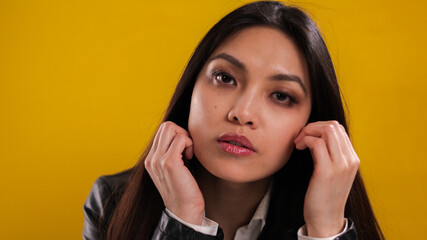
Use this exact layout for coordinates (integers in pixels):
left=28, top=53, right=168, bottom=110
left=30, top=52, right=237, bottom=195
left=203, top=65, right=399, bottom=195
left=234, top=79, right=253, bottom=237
left=144, top=121, right=205, bottom=225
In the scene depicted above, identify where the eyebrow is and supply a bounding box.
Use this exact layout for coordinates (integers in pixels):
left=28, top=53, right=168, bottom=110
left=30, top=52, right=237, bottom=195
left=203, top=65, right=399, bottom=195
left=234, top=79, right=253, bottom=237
left=208, top=52, right=308, bottom=95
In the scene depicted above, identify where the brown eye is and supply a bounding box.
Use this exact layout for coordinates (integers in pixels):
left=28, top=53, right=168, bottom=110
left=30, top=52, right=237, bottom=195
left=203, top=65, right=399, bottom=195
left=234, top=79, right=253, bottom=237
left=271, top=91, right=297, bottom=106
left=212, top=71, right=236, bottom=85
left=273, top=92, right=289, bottom=101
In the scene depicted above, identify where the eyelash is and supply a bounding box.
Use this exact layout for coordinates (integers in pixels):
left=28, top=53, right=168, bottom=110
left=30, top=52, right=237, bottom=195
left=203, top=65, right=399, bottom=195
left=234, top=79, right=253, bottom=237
left=212, top=70, right=236, bottom=85
left=211, top=70, right=299, bottom=106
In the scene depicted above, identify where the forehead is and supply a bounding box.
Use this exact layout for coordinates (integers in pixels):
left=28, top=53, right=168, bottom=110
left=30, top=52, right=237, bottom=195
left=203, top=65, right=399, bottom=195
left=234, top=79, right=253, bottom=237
left=208, top=26, right=310, bottom=91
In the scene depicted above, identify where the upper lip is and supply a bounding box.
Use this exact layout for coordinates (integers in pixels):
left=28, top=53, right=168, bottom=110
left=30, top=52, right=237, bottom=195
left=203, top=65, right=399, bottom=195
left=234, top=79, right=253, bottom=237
left=217, top=133, right=256, bottom=152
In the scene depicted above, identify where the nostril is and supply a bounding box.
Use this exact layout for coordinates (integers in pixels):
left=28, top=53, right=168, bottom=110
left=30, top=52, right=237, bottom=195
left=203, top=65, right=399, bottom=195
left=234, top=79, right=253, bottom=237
left=231, top=115, right=254, bottom=126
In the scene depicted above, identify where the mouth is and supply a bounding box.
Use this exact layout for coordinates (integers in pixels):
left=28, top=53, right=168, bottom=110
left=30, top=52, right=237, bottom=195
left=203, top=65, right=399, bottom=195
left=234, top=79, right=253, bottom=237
left=217, top=133, right=256, bottom=156
left=224, top=141, right=245, bottom=148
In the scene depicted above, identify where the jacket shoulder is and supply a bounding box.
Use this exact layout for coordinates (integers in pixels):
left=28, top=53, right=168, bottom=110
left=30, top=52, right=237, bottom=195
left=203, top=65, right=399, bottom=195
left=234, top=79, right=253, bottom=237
left=82, top=168, right=133, bottom=240
left=99, top=168, right=133, bottom=192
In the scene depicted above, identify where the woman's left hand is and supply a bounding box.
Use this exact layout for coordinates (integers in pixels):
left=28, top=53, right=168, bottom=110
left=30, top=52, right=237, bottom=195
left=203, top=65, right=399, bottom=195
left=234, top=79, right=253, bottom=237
left=293, top=120, right=360, bottom=238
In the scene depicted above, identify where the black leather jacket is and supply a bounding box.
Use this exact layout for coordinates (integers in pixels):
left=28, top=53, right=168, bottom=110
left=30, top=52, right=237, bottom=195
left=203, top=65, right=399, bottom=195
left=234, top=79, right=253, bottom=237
left=83, top=170, right=358, bottom=240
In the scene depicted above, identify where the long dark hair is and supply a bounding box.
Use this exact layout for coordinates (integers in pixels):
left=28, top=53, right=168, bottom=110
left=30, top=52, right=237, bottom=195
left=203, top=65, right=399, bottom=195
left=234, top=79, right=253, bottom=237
left=101, top=1, right=385, bottom=239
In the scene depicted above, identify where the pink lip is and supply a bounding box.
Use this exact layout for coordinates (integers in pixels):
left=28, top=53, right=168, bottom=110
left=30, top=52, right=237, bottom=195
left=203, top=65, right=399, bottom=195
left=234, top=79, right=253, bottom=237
left=217, top=133, right=256, bottom=156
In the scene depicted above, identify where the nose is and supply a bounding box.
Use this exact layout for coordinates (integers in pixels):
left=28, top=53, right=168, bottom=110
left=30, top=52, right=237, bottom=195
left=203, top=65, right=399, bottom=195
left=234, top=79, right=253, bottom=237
left=227, top=91, right=260, bottom=129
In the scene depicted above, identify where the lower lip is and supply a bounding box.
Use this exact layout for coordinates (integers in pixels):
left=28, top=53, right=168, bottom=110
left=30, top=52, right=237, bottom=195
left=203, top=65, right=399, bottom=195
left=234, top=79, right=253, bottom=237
left=218, top=141, right=255, bottom=156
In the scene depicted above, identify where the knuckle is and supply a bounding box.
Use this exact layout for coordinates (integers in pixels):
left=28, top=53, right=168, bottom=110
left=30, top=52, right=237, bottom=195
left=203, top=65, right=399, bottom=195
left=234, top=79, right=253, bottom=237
left=163, top=121, right=170, bottom=129
left=145, top=155, right=158, bottom=173
left=324, top=123, right=336, bottom=133
left=327, top=121, right=340, bottom=131
left=338, top=123, right=346, bottom=132
left=312, top=138, right=324, bottom=148
left=353, top=156, right=361, bottom=167
left=175, top=133, right=186, bottom=141
left=341, top=155, right=360, bottom=171
left=151, top=153, right=162, bottom=167
left=345, top=157, right=360, bottom=173
left=340, top=160, right=350, bottom=172
left=159, top=159, right=167, bottom=170
left=144, top=159, right=151, bottom=170
left=162, top=121, right=174, bottom=130
left=332, top=120, right=340, bottom=126
left=171, top=134, right=185, bottom=147
left=159, top=156, right=172, bottom=170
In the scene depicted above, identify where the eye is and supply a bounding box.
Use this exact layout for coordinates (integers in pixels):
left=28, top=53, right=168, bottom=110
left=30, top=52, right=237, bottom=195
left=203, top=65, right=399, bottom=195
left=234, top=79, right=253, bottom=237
left=271, top=91, right=297, bottom=106
left=212, top=70, right=236, bottom=85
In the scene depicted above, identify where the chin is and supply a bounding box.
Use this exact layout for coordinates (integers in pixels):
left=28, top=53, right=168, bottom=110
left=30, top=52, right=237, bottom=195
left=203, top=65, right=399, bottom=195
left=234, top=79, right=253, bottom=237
left=191, top=139, right=288, bottom=184
left=196, top=155, right=277, bottom=184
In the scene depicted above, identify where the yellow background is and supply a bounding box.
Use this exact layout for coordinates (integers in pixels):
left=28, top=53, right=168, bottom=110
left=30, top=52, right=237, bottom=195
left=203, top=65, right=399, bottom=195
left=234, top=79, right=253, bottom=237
left=0, top=0, right=425, bottom=239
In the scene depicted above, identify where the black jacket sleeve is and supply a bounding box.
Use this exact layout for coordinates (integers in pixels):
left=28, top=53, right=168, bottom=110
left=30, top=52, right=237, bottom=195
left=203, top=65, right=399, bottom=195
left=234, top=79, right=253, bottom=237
left=333, top=218, right=358, bottom=240
left=83, top=176, right=112, bottom=240
left=83, top=170, right=132, bottom=240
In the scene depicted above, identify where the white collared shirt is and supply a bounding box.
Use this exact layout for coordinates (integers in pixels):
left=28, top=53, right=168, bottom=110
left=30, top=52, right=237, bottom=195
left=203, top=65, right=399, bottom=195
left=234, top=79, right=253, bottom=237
left=165, top=186, right=347, bottom=240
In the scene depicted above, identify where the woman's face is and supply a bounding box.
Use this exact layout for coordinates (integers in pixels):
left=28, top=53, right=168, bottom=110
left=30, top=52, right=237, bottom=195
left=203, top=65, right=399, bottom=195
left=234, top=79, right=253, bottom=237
left=188, top=26, right=312, bottom=183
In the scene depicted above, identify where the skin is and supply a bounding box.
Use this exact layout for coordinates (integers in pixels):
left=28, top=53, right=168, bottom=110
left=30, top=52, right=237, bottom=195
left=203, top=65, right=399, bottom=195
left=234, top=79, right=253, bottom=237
left=145, top=26, right=359, bottom=239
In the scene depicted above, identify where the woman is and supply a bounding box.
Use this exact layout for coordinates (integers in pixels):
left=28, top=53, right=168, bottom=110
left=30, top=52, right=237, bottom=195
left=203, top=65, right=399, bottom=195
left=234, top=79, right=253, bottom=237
left=83, top=1, right=385, bottom=239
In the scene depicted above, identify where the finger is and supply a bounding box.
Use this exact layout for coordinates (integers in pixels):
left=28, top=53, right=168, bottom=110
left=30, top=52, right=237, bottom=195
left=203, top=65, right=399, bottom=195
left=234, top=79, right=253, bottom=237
left=157, top=122, right=188, bottom=153
left=329, top=124, right=359, bottom=172
left=294, top=121, right=338, bottom=144
left=295, top=121, right=344, bottom=164
left=183, top=141, right=194, bottom=161
left=336, top=125, right=360, bottom=171
left=337, top=125, right=358, bottom=159
left=298, top=135, right=331, bottom=171
left=166, top=133, right=194, bottom=161
left=157, top=122, right=175, bottom=154
left=294, top=121, right=331, bottom=143
left=145, top=123, right=165, bottom=172
left=293, top=126, right=306, bottom=145
left=147, top=122, right=191, bottom=177
left=151, top=123, right=165, bottom=152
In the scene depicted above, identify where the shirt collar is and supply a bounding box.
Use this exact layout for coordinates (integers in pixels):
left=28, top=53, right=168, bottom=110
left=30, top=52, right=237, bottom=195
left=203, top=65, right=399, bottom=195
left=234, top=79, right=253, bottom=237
left=247, top=182, right=272, bottom=230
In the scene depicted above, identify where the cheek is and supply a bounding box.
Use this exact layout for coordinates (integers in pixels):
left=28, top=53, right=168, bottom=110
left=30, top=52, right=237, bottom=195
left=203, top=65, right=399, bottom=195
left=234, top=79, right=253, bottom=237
left=188, top=88, right=220, bottom=167
left=188, top=82, right=230, bottom=132
left=189, top=89, right=216, bottom=131
left=188, top=83, right=221, bottom=146
left=265, top=118, right=306, bottom=163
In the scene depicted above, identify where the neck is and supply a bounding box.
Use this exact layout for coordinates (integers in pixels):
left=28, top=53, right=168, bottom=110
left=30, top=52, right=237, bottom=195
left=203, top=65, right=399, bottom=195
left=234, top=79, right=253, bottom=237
left=195, top=165, right=272, bottom=238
